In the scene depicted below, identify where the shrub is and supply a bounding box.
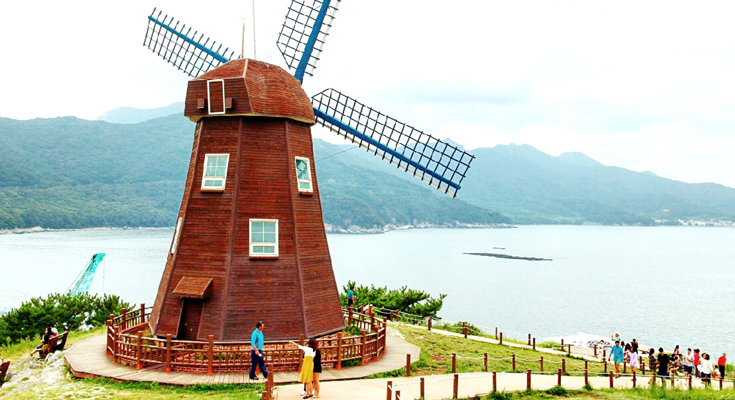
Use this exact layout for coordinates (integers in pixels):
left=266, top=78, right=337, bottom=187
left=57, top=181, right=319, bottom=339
left=340, top=280, right=445, bottom=317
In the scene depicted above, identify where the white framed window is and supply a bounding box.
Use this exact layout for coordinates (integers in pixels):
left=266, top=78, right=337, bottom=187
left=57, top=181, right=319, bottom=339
left=295, top=157, right=313, bottom=192
left=207, top=79, right=225, bottom=115
left=170, top=217, right=183, bottom=254
left=201, top=154, right=230, bottom=191
left=249, top=219, right=278, bottom=257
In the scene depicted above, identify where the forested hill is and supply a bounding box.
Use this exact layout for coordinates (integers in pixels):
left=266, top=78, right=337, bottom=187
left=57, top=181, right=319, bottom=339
left=0, top=115, right=508, bottom=230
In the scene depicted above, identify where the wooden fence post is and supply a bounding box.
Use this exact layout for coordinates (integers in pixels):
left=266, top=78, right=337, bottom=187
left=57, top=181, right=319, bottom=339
left=121, top=308, right=127, bottom=330
left=395, top=390, right=400, bottom=400
left=336, top=332, right=343, bottom=369
left=495, top=327, right=498, bottom=340
left=557, top=368, right=562, bottom=386
left=540, top=356, right=544, bottom=371
left=360, top=330, right=367, bottom=365
left=406, top=354, right=411, bottom=377
left=165, top=334, right=172, bottom=372
left=632, top=371, right=636, bottom=388
left=720, top=376, right=724, bottom=390
left=267, top=373, right=274, bottom=399
left=484, top=352, right=488, bottom=372
left=562, top=358, right=566, bottom=374
left=526, top=369, right=531, bottom=390
left=500, top=332, right=503, bottom=345
left=420, top=377, right=425, bottom=399
left=688, top=375, right=692, bottom=390
left=512, top=354, right=516, bottom=372
left=609, top=371, right=614, bottom=388
left=528, top=333, right=531, bottom=346
left=453, top=374, right=459, bottom=399
left=584, top=360, right=588, bottom=371
left=623, top=360, right=627, bottom=374
left=452, top=353, right=457, bottom=373
left=135, top=331, right=143, bottom=370
left=533, top=337, right=536, bottom=351
left=604, top=358, right=607, bottom=373
left=106, top=319, right=113, bottom=355
left=462, top=322, right=467, bottom=338
left=594, top=344, right=597, bottom=357
left=493, top=371, right=497, bottom=392
left=386, top=381, right=392, bottom=400
left=584, top=369, right=589, bottom=386
left=111, top=326, right=119, bottom=364
left=428, top=317, right=432, bottom=331
left=641, top=361, right=646, bottom=375
left=207, top=335, right=214, bottom=375
left=348, top=306, right=353, bottom=325
left=140, top=303, right=146, bottom=323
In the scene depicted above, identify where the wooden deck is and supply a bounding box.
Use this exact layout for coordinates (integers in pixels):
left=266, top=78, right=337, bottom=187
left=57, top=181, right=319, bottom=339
left=65, top=328, right=419, bottom=385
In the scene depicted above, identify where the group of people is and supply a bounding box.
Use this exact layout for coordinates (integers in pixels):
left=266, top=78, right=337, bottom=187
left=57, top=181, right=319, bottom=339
left=28, top=324, right=58, bottom=357
left=248, top=321, right=323, bottom=399
left=604, top=333, right=728, bottom=386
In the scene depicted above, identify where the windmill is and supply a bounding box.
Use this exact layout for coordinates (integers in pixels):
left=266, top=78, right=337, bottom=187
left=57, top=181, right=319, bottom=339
left=143, top=0, right=475, bottom=342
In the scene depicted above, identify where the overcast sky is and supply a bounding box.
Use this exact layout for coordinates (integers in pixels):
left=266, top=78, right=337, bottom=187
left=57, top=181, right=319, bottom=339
left=3, top=0, right=735, bottom=188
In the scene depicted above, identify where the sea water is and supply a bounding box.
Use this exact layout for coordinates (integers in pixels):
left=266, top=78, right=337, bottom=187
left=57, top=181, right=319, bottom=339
left=1, top=226, right=732, bottom=356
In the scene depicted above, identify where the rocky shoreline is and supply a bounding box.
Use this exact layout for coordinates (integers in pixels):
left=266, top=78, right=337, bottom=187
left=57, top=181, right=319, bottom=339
left=324, top=222, right=516, bottom=234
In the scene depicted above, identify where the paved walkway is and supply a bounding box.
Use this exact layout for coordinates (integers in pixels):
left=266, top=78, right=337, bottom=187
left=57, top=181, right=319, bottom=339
left=64, top=328, right=420, bottom=385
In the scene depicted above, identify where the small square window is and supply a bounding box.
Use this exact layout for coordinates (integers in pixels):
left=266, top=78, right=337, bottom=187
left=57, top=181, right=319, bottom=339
left=295, top=157, right=313, bottom=192
left=250, top=219, right=278, bottom=257
left=201, top=154, right=230, bottom=191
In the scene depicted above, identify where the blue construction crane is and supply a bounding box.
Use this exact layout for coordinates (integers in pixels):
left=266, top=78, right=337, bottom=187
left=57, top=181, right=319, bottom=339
left=68, top=253, right=106, bottom=295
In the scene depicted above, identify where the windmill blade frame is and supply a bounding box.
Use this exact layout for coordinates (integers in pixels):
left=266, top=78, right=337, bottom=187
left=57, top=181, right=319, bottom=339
left=144, top=8, right=236, bottom=78
left=277, top=0, right=341, bottom=82
left=312, top=89, right=475, bottom=197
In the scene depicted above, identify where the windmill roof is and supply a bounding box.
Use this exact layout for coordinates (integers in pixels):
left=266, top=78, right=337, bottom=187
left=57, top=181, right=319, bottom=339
left=185, top=59, right=315, bottom=124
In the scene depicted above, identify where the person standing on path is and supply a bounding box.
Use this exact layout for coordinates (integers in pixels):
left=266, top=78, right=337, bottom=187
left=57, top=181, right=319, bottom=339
left=608, top=340, right=624, bottom=378
left=693, top=348, right=701, bottom=377
left=699, top=353, right=714, bottom=386
left=648, top=349, right=658, bottom=386
left=347, top=286, right=356, bottom=308
left=657, top=348, right=670, bottom=378
left=249, top=321, right=268, bottom=381
left=290, top=339, right=316, bottom=399
left=718, top=353, right=727, bottom=379
left=628, top=346, right=639, bottom=375
left=683, top=348, right=694, bottom=377
left=311, top=338, right=322, bottom=398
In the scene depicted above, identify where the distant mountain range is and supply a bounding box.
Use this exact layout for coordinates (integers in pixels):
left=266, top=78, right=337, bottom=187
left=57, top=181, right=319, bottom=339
left=96, top=102, right=184, bottom=124
left=1, top=105, right=733, bottom=230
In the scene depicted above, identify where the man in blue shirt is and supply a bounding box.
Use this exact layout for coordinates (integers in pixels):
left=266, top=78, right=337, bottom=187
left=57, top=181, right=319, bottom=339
left=347, top=286, right=355, bottom=308
left=608, top=340, right=624, bottom=378
left=249, top=321, right=268, bottom=380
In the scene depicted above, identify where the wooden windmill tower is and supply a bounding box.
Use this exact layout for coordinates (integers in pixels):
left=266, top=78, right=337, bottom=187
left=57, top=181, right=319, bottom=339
left=143, top=0, right=476, bottom=342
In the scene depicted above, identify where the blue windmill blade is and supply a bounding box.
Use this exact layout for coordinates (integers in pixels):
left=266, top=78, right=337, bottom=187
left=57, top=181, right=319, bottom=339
left=144, top=8, right=237, bottom=78
left=277, top=0, right=341, bottom=82
left=311, top=89, right=475, bottom=197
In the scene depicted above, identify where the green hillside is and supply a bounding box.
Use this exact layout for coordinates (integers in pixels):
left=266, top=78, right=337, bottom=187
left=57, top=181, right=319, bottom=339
left=0, top=115, right=508, bottom=230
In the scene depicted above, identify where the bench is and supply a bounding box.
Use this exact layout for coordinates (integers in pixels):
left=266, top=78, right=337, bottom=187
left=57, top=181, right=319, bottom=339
left=0, top=360, right=10, bottom=384
left=39, top=331, right=69, bottom=360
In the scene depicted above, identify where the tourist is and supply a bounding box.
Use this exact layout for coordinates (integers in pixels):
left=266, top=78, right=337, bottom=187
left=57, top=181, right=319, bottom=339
left=669, top=350, right=681, bottom=376
left=693, top=348, right=701, bottom=377
left=249, top=321, right=268, bottom=381
left=347, top=286, right=356, bottom=308
left=699, top=353, right=714, bottom=386
left=608, top=340, right=624, bottom=378
left=648, top=349, right=658, bottom=385
left=628, top=345, right=639, bottom=375
left=718, top=353, right=727, bottom=379
left=683, top=348, right=695, bottom=377
left=630, top=338, right=639, bottom=353
left=289, top=339, right=317, bottom=399
left=612, top=333, right=621, bottom=343
left=657, top=348, right=670, bottom=378
left=29, top=326, right=53, bottom=357
left=311, top=338, right=322, bottom=398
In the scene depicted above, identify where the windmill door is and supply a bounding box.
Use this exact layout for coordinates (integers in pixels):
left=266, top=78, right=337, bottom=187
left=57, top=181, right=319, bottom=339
left=178, top=298, right=204, bottom=340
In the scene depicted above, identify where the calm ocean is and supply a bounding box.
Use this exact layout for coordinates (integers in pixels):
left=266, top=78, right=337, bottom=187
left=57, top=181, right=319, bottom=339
left=1, top=226, right=732, bottom=356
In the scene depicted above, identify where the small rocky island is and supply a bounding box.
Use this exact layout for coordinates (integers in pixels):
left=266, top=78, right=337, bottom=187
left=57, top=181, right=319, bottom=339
left=464, top=252, right=552, bottom=261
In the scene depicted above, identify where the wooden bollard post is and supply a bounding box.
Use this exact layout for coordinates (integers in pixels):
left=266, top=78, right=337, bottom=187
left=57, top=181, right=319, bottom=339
left=604, top=358, right=607, bottom=373
left=512, top=354, right=516, bottom=372
left=526, top=369, right=532, bottom=390
left=165, top=334, right=172, bottom=372
left=207, top=335, right=214, bottom=375
left=462, top=322, right=467, bottom=338
left=266, top=373, right=274, bottom=400
left=360, top=330, right=367, bottom=365
left=609, top=371, right=614, bottom=388
left=135, top=331, right=143, bottom=370
left=493, top=371, right=497, bottom=392
left=584, top=360, right=588, bottom=370
left=396, top=310, right=401, bottom=321
left=670, top=374, right=674, bottom=388
left=336, top=332, right=343, bottom=369
left=528, top=333, right=531, bottom=346
left=584, top=369, right=589, bottom=386
left=557, top=368, right=562, bottom=386
left=632, top=371, right=636, bottom=388
left=395, top=390, right=400, bottom=400
left=603, top=348, right=606, bottom=358
left=406, top=354, right=411, bottom=377
left=594, top=344, right=597, bottom=357
left=562, top=358, right=566, bottom=374
left=428, top=316, right=432, bottom=331
left=561, top=339, right=564, bottom=350
left=720, top=376, right=724, bottom=390
left=533, top=337, right=536, bottom=351
left=390, top=311, right=394, bottom=321
left=500, top=332, right=503, bottom=345
left=495, top=327, right=498, bottom=340
left=386, top=381, right=392, bottom=400
left=688, top=375, right=692, bottom=390
left=452, top=353, right=457, bottom=373
left=140, top=303, right=146, bottom=322
left=540, top=356, right=544, bottom=371
left=453, top=374, right=459, bottom=399
left=641, top=361, right=646, bottom=375
left=623, top=360, right=627, bottom=374
left=484, top=352, right=488, bottom=372
left=420, top=377, right=425, bottom=399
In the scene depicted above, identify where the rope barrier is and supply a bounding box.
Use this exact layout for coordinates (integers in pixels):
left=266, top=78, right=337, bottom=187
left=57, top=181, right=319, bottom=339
left=393, top=381, right=422, bottom=387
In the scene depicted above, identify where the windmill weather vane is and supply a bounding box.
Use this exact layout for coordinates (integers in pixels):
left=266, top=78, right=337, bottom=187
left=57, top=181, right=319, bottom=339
left=142, top=0, right=476, bottom=342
